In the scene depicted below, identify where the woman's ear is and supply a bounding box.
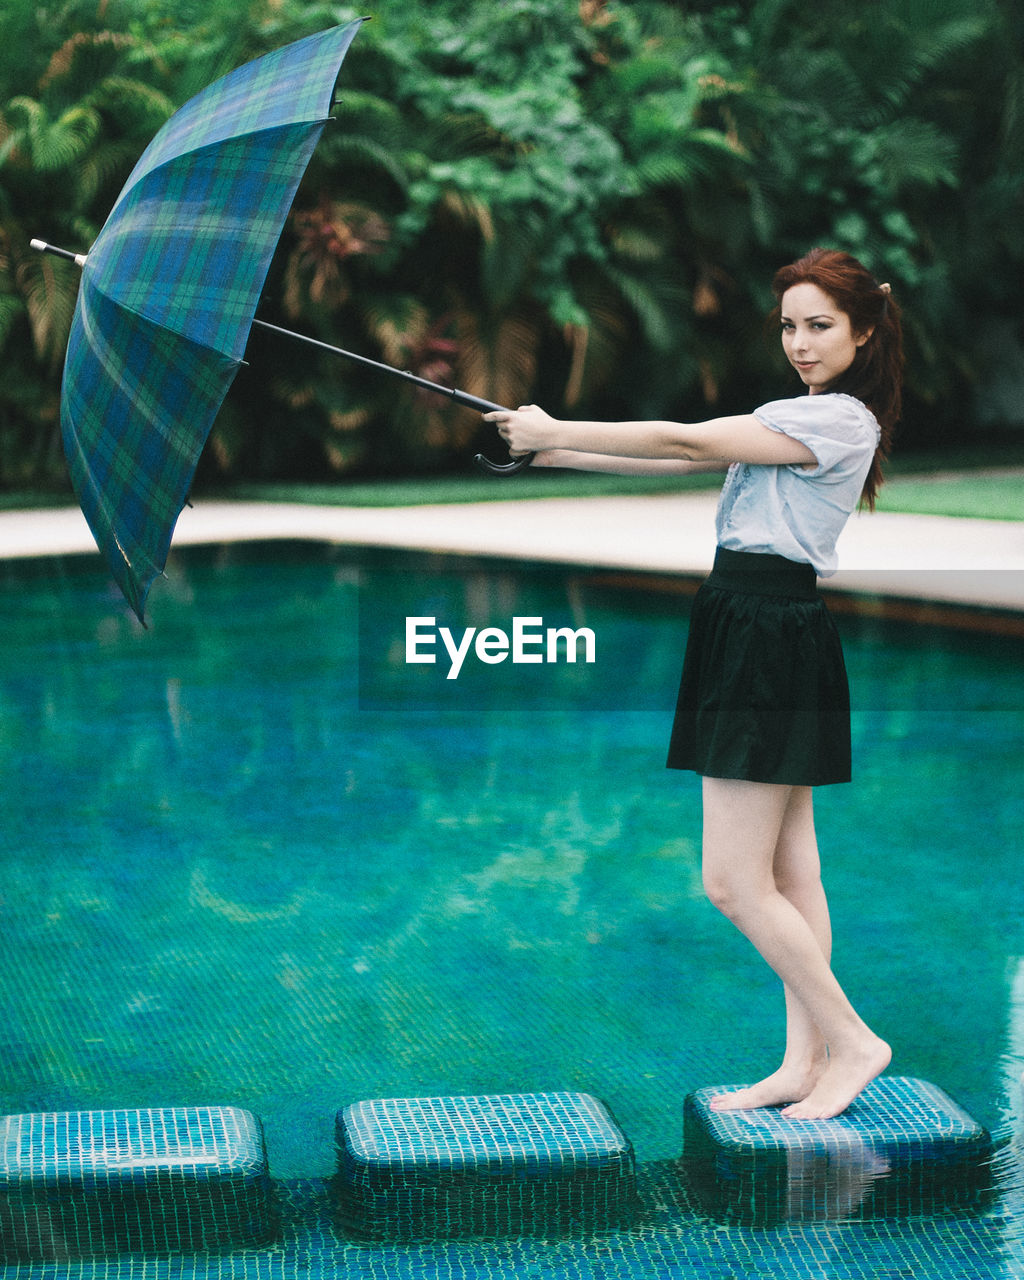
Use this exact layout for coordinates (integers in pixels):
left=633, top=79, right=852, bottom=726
left=857, top=282, right=890, bottom=345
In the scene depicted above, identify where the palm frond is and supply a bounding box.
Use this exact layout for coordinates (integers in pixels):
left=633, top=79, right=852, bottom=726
left=86, top=76, right=175, bottom=135
left=39, top=30, right=137, bottom=94
left=15, top=244, right=78, bottom=369
left=331, top=89, right=404, bottom=138
left=601, top=263, right=685, bottom=355
left=606, top=224, right=669, bottom=265
left=868, top=118, right=959, bottom=189
left=3, top=98, right=100, bottom=172
left=362, top=294, right=432, bottom=367
left=324, top=136, right=410, bottom=194
left=453, top=303, right=540, bottom=411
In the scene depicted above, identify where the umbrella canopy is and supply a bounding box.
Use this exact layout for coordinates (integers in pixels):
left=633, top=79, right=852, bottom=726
left=55, top=21, right=363, bottom=620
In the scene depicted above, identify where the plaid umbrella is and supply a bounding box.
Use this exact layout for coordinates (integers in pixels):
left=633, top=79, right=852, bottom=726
left=40, top=22, right=365, bottom=621
left=36, top=19, right=531, bottom=620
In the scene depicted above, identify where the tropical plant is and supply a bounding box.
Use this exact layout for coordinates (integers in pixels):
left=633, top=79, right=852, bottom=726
left=1, top=0, right=1021, bottom=488
left=235, top=0, right=753, bottom=477
left=678, top=0, right=1012, bottom=431
left=0, top=0, right=177, bottom=485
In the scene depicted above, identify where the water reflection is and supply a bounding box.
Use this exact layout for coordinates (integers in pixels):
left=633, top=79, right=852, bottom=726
left=784, top=1137, right=892, bottom=1222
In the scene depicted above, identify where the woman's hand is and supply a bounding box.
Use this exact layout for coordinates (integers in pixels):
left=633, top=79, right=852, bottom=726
left=483, top=405, right=562, bottom=457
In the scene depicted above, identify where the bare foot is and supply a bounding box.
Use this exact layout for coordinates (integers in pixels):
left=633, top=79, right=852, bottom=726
left=780, top=1036, right=891, bottom=1121
left=709, top=1062, right=825, bottom=1112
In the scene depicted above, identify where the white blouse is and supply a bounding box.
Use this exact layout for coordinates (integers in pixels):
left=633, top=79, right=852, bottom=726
left=715, top=393, right=880, bottom=576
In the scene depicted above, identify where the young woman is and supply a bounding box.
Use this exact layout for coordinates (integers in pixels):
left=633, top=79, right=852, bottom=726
left=484, top=248, right=902, bottom=1121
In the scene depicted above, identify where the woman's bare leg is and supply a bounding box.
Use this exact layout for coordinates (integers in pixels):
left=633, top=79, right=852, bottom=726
left=774, top=786, right=832, bottom=1094
left=712, top=785, right=831, bottom=1109
left=701, top=776, right=890, bottom=1120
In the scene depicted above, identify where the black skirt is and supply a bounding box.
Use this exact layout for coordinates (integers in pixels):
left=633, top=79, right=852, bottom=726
left=666, top=547, right=851, bottom=786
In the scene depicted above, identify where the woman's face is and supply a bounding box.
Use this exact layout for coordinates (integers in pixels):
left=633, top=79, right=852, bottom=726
left=780, top=282, right=868, bottom=393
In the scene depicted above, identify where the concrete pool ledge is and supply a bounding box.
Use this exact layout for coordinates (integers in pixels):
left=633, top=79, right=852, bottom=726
left=1, top=495, right=1023, bottom=612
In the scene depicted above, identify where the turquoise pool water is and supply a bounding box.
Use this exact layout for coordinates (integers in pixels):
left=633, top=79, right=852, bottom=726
left=1, top=542, right=1022, bottom=1277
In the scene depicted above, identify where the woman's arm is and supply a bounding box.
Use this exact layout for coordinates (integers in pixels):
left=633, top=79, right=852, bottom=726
left=530, top=449, right=730, bottom=476
left=484, top=405, right=816, bottom=468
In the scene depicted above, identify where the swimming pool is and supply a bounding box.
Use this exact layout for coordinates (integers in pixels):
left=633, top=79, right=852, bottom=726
left=1, top=541, right=1022, bottom=1277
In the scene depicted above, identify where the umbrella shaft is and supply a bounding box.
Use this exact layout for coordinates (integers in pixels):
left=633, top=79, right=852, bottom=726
left=250, top=319, right=508, bottom=414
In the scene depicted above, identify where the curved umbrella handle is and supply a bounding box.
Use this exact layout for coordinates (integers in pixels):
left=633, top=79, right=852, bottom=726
left=473, top=450, right=536, bottom=475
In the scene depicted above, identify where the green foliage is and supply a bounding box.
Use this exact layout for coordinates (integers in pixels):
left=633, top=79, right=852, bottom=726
left=1, top=0, right=1022, bottom=488
left=0, top=0, right=182, bottom=485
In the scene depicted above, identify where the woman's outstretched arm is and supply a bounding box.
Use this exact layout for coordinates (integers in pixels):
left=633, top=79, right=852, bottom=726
left=528, top=450, right=730, bottom=476
left=484, top=405, right=816, bottom=468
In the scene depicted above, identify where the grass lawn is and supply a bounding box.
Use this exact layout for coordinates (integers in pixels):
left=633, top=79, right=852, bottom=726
left=4, top=448, right=1021, bottom=520
left=874, top=470, right=1023, bottom=520
left=224, top=451, right=1024, bottom=521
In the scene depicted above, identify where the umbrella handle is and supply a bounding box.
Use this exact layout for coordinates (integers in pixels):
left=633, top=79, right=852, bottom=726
left=473, top=450, right=536, bottom=475
left=451, top=389, right=535, bottom=476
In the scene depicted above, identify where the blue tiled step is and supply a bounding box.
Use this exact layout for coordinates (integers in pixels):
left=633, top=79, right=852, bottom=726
left=0, top=1106, right=275, bottom=1262
left=683, top=1075, right=992, bottom=1228
left=336, top=1091, right=638, bottom=1240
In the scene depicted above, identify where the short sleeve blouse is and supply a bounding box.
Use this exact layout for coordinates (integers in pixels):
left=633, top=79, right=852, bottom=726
left=714, top=393, right=880, bottom=576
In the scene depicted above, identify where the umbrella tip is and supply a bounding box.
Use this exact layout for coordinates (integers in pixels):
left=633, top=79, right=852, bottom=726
left=31, top=239, right=88, bottom=267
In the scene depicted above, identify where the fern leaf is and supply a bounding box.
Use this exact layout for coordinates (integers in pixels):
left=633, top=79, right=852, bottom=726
left=869, top=118, right=959, bottom=189
left=15, top=249, right=78, bottom=367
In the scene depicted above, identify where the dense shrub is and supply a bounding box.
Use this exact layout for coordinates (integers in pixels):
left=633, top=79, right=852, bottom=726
left=1, top=0, right=1020, bottom=486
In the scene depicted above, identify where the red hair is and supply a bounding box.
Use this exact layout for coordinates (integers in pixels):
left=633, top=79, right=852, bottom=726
left=771, top=248, right=903, bottom=510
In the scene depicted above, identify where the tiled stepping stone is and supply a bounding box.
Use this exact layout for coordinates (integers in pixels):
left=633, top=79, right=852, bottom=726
left=336, top=1091, right=637, bottom=1240
left=0, top=1106, right=275, bottom=1262
left=683, top=1076, right=992, bottom=1228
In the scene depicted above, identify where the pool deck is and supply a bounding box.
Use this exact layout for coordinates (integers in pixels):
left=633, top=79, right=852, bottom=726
left=2, top=492, right=1023, bottom=611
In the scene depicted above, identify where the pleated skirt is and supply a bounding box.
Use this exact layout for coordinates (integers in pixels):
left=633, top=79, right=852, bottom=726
left=666, top=547, right=852, bottom=786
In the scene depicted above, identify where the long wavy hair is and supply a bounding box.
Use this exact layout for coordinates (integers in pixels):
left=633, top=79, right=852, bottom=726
left=771, top=248, right=903, bottom=510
